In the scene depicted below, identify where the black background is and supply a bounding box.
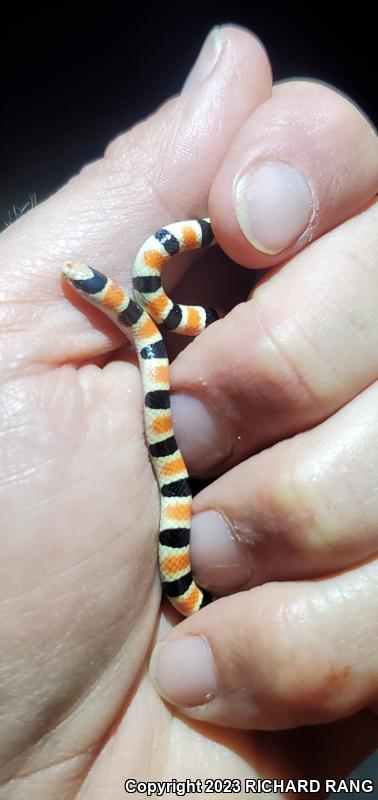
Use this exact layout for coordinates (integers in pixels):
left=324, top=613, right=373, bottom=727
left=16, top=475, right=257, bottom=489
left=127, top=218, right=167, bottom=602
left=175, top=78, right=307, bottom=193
left=1, top=5, right=376, bottom=226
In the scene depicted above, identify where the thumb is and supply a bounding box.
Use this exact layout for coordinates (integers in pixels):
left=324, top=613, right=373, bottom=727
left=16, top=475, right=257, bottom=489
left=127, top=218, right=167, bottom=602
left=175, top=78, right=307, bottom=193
left=0, top=24, right=271, bottom=376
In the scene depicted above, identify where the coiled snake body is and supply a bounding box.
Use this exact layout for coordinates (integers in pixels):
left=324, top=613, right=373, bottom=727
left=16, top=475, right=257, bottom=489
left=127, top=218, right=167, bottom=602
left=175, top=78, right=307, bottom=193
left=62, top=218, right=218, bottom=617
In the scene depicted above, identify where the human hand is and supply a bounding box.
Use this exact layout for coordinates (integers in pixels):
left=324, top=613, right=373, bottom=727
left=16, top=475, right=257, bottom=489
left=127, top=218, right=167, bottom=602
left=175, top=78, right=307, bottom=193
left=0, top=23, right=377, bottom=800
left=149, top=35, right=378, bottom=741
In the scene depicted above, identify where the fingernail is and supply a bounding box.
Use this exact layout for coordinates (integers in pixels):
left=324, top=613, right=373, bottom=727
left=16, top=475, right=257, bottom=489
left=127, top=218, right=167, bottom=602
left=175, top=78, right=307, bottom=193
left=191, top=510, right=253, bottom=591
left=150, top=636, right=217, bottom=707
left=170, top=394, right=231, bottom=473
left=182, top=26, right=224, bottom=92
left=235, top=161, right=315, bottom=254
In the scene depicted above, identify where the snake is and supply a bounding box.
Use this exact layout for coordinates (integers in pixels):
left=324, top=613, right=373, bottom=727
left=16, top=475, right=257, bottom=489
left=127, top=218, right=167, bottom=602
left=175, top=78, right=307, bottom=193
left=62, top=218, right=218, bottom=617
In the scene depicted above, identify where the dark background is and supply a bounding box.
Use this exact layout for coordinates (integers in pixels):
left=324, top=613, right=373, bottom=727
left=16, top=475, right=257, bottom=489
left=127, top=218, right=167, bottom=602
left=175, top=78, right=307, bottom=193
left=1, top=6, right=376, bottom=227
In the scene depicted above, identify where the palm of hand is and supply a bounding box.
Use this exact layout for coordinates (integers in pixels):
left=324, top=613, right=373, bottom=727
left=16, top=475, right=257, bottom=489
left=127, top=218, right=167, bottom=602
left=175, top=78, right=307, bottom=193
left=0, top=219, right=261, bottom=795
left=0, top=278, right=264, bottom=794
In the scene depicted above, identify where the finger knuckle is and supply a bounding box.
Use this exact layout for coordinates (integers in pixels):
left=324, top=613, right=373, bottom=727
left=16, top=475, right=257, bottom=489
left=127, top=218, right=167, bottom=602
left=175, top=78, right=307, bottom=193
left=250, top=297, right=327, bottom=419
left=263, top=451, right=340, bottom=557
left=248, top=587, right=354, bottom=721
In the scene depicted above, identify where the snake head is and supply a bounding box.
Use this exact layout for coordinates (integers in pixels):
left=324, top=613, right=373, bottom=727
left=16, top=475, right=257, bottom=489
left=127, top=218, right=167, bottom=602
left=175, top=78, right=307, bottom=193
left=61, top=262, right=108, bottom=295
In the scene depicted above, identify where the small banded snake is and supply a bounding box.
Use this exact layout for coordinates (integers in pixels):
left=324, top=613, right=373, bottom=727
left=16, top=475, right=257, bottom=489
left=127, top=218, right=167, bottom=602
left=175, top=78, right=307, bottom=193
left=62, top=218, right=218, bottom=616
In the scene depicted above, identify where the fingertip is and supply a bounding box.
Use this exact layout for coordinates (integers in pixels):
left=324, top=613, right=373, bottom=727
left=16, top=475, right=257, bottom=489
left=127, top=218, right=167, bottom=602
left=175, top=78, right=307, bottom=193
left=190, top=509, right=254, bottom=593
left=149, top=635, right=218, bottom=708
left=209, top=80, right=378, bottom=269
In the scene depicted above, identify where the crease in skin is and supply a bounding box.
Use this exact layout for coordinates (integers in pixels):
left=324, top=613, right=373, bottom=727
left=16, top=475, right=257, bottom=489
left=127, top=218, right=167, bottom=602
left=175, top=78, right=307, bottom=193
left=0, top=750, right=91, bottom=795
left=0, top=597, right=158, bottom=788
left=251, top=301, right=331, bottom=413
left=77, top=671, right=175, bottom=792
left=0, top=505, right=150, bottom=605
left=0, top=345, right=160, bottom=779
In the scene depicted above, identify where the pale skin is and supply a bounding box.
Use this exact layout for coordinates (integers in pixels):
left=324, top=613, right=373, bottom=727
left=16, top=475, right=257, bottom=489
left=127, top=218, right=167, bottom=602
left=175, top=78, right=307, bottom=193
left=0, top=24, right=377, bottom=800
